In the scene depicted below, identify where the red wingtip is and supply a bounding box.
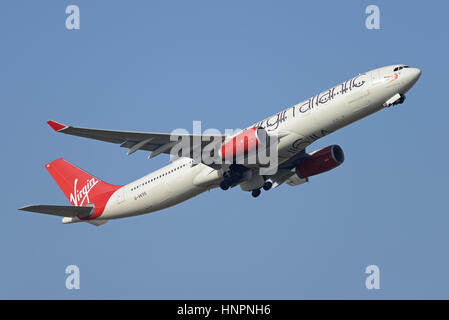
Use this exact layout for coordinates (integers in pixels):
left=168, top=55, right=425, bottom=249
left=47, top=120, right=67, bottom=132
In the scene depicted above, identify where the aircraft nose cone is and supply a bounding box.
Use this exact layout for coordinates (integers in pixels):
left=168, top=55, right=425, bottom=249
left=411, top=68, right=422, bottom=82
left=403, top=67, right=422, bottom=91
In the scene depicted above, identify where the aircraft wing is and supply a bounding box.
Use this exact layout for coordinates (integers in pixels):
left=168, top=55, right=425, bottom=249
left=47, top=120, right=227, bottom=159
left=268, top=150, right=309, bottom=188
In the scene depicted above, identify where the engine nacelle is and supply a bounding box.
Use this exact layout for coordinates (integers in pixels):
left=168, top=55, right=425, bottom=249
left=219, top=127, right=268, bottom=161
left=296, top=145, right=344, bottom=178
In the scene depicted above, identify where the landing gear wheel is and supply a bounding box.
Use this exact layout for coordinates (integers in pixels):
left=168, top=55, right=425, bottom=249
left=263, top=181, right=272, bottom=191
left=251, top=189, right=261, bottom=198
left=220, top=181, right=230, bottom=191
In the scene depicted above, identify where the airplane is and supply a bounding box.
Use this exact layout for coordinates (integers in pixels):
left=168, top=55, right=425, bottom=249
left=20, top=65, right=421, bottom=226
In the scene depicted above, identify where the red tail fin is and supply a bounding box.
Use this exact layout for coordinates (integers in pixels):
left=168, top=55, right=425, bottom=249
left=45, top=158, right=122, bottom=219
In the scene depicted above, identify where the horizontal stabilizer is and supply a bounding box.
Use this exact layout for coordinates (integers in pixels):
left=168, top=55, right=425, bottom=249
left=19, top=205, right=94, bottom=218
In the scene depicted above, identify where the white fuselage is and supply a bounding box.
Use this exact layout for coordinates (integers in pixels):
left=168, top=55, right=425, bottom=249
left=96, top=65, right=421, bottom=221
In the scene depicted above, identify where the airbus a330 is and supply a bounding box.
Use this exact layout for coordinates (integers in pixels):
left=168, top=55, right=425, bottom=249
left=20, top=65, right=421, bottom=226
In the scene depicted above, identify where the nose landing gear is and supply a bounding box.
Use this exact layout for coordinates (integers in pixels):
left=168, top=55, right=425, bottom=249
left=384, top=93, right=406, bottom=107
left=396, top=94, right=406, bottom=105
left=251, top=189, right=261, bottom=198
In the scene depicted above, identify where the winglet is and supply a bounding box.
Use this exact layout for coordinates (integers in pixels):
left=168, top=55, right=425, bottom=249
left=47, top=120, right=67, bottom=132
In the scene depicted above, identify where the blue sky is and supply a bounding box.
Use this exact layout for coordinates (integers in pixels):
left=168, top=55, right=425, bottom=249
left=1, top=0, right=448, bottom=299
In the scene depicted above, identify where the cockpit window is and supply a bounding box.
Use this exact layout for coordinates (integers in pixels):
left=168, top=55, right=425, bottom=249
left=394, top=65, right=409, bottom=72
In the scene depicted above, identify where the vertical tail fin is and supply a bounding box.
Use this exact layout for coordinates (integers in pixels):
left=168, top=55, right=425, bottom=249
left=45, top=158, right=122, bottom=219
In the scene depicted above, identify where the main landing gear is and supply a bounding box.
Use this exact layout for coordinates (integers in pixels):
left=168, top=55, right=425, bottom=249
left=251, top=180, right=273, bottom=198
left=263, top=181, right=272, bottom=191
left=220, top=167, right=273, bottom=199
left=219, top=164, right=246, bottom=191
left=219, top=180, right=231, bottom=191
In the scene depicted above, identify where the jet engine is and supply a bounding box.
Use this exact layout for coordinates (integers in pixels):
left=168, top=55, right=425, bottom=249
left=296, top=145, right=344, bottom=178
left=219, top=127, right=268, bottom=162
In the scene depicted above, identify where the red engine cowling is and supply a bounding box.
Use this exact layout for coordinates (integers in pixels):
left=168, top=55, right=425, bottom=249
left=296, top=145, right=344, bottom=178
left=220, top=127, right=267, bottom=161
